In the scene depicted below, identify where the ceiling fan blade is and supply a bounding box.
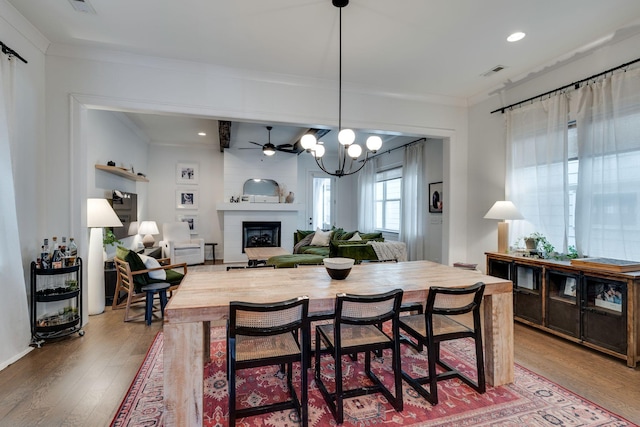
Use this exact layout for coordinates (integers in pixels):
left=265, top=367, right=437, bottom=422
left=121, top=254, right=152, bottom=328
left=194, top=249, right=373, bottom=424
left=248, top=141, right=263, bottom=147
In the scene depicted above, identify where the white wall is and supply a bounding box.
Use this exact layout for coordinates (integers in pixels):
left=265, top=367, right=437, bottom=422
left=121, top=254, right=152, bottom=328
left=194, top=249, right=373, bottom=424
left=87, top=110, right=149, bottom=255
left=148, top=144, right=223, bottom=259
left=467, top=29, right=640, bottom=272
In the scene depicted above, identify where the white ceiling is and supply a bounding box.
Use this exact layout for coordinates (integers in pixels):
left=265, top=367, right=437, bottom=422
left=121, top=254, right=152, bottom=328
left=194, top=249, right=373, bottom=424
left=8, top=0, right=640, bottom=149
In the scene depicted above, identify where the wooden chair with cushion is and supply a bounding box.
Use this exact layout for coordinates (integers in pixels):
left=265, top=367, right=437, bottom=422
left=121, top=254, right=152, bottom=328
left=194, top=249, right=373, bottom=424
left=399, top=281, right=486, bottom=405
left=227, top=296, right=309, bottom=426
left=112, top=246, right=187, bottom=323
left=315, top=289, right=404, bottom=424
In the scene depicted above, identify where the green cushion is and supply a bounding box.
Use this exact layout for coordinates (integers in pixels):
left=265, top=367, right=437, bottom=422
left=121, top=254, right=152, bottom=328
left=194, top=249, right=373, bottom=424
left=266, top=254, right=325, bottom=268
left=329, top=240, right=379, bottom=261
left=301, top=246, right=330, bottom=256
left=148, top=269, right=184, bottom=285
left=116, top=245, right=129, bottom=260
left=360, top=232, right=384, bottom=240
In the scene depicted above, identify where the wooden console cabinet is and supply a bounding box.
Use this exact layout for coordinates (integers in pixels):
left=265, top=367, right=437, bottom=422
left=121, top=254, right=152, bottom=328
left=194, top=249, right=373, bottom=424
left=486, top=252, right=640, bottom=367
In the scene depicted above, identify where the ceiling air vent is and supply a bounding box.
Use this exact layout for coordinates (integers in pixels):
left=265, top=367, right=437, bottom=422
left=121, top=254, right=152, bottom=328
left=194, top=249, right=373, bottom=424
left=481, top=65, right=507, bottom=77
left=68, top=0, right=96, bottom=14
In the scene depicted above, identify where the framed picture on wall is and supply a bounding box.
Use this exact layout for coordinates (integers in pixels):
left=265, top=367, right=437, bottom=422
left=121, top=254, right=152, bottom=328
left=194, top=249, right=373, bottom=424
left=176, top=162, right=199, bottom=185
left=176, top=189, right=199, bottom=209
left=177, top=214, right=198, bottom=234
left=429, top=181, right=443, bottom=213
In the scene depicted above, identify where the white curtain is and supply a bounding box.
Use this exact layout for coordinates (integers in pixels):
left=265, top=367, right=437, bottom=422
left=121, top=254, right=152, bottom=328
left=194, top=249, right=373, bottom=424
left=399, top=143, right=424, bottom=260
left=357, top=157, right=377, bottom=232
left=0, top=54, right=31, bottom=369
left=575, top=68, right=640, bottom=259
left=507, top=94, right=570, bottom=252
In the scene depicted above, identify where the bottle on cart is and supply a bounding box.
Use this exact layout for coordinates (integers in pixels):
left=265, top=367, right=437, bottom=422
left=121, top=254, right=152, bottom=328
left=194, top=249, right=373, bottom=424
left=40, top=245, right=50, bottom=269
left=60, top=237, right=67, bottom=256
left=68, top=237, right=78, bottom=266
left=50, top=236, right=62, bottom=268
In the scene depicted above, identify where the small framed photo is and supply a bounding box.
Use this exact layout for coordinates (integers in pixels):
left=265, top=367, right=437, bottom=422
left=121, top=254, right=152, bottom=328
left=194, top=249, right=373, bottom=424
left=563, top=277, right=577, bottom=298
left=429, top=181, right=443, bottom=213
left=176, top=162, right=199, bottom=185
left=177, top=214, right=198, bottom=234
left=176, top=189, right=198, bottom=209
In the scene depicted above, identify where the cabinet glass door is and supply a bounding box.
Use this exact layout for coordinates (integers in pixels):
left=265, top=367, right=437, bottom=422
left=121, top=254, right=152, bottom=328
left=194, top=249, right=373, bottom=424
left=513, top=264, right=542, bottom=324
left=545, top=270, right=580, bottom=337
left=582, top=276, right=626, bottom=354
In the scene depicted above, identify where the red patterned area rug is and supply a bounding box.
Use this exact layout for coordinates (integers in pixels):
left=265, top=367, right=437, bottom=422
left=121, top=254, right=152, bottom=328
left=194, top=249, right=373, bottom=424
left=112, top=328, right=635, bottom=426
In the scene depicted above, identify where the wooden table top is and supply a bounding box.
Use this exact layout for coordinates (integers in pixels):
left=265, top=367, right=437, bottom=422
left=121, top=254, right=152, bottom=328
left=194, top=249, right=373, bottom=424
left=165, top=260, right=512, bottom=324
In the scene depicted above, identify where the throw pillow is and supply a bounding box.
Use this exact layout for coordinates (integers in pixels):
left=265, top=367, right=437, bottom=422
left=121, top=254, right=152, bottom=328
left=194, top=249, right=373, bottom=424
left=116, top=245, right=129, bottom=260
left=294, top=232, right=316, bottom=254
left=139, top=254, right=166, bottom=280
left=123, top=249, right=148, bottom=291
left=310, top=228, right=331, bottom=246
left=348, top=232, right=362, bottom=241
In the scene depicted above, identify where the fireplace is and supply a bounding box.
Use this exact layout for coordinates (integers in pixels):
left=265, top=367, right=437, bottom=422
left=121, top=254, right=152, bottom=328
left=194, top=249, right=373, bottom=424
left=242, top=221, right=281, bottom=252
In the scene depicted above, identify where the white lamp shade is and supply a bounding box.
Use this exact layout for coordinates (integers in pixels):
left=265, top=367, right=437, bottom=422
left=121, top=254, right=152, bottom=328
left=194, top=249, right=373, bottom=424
left=301, top=133, right=317, bottom=150
left=312, top=143, right=325, bottom=158
left=366, top=135, right=383, bottom=152
left=484, top=201, right=524, bottom=220
left=338, top=128, right=355, bottom=145
left=347, top=143, right=362, bottom=158
left=87, top=198, right=123, bottom=228
left=138, top=221, right=159, bottom=235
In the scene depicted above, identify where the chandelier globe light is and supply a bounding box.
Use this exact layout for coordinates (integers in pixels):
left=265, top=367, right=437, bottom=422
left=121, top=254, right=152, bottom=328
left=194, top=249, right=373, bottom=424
left=302, top=0, right=382, bottom=177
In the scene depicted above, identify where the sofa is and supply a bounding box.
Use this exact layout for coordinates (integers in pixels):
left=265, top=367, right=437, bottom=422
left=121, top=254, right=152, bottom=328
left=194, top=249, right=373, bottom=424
left=292, top=228, right=383, bottom=263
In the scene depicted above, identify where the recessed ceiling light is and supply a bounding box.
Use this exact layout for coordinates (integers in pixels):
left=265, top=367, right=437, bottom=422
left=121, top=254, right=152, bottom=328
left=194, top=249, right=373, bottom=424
left=507, top=32, right=526, bottom=42
left=198, top=132, right=206, bottom=136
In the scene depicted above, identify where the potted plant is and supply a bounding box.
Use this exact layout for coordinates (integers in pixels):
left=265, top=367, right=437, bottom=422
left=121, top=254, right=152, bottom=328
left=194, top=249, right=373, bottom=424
left=103, top=228, right=122, bottom=248
left=521, top=232, right=555, bottom=258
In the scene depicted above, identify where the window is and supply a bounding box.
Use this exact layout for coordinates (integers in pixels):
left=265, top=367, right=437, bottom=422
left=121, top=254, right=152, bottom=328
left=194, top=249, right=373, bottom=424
left=375, top=168, right=402, bottom=232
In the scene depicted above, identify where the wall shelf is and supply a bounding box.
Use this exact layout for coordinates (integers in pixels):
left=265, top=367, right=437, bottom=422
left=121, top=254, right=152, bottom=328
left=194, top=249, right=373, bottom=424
left=95, top=164, right=149, bottom=182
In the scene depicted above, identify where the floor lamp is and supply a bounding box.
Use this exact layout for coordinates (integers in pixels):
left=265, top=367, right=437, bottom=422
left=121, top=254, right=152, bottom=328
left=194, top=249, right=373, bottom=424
left=484, top=201, right=524, bottom=253
left=87, top=198, right=123, bottom=315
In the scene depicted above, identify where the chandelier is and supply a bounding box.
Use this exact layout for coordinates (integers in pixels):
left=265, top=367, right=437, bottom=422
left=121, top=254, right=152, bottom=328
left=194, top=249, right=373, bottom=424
left=300, top=0, right=382, bottom=177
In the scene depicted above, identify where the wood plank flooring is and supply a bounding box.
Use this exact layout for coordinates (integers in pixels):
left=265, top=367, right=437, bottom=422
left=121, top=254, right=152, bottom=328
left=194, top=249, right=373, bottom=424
left=0, top=309, right=638, bottom=426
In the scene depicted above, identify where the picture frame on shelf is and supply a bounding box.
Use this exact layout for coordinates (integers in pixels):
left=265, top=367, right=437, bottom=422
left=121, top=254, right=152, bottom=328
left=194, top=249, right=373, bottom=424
left=177, top=214, right=198, bottom=234
left=176, top=189, right=198, bottom=209
left=593, top=283, right=623, bottom=312
left=176, top=162, right=199, bottom=185
left=563, top=277, right=577, bottom=298
left=429, top=181, right=443, bottom=213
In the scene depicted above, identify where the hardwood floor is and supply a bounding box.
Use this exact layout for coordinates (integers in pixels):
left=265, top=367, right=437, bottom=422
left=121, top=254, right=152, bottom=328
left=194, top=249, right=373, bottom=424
left=0, top=309, right=638, bottom=426
left=0, top=307, right=162, bottom=427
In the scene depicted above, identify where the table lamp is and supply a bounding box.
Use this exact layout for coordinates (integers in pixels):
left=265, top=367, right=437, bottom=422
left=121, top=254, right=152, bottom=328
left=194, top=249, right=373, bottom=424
left=484, top=201, right=524, bottom=253
left=87, top=198, right=123, bottom=315
left=139, top=221, right=159, bottom=248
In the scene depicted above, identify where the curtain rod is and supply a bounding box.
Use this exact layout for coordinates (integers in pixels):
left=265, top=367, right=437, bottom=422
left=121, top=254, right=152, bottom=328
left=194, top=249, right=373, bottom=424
left=364, top=137, right=426, bottom=162
left=490, top=56, right=640, bottom=114
left=0, top=41, right=28, bottom=64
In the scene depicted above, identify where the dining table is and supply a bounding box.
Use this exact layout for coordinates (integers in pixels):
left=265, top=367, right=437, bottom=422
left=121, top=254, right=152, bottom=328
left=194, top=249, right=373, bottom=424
left=163, top=260, right=513, bottom=426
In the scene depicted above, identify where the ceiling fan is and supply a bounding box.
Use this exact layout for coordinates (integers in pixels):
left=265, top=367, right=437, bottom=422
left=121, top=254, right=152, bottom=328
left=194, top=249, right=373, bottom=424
left=246, top=126, right=298, bottom=156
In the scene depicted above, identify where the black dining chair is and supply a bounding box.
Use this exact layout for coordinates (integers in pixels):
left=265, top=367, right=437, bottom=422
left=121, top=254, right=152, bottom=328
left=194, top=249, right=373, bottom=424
left=399, top=282, right=486, bottom=405
left=227, top=296, right=309, bottom=426
left=314, top=289, right=404, bottom=424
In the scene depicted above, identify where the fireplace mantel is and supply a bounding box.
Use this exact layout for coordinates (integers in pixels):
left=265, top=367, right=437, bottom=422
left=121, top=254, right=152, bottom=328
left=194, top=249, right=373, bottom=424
left=216, top=202, right=302, bottom=212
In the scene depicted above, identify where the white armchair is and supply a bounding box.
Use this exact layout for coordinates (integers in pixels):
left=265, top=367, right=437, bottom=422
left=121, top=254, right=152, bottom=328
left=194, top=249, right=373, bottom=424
left=159, top=222, right=205, bottom=265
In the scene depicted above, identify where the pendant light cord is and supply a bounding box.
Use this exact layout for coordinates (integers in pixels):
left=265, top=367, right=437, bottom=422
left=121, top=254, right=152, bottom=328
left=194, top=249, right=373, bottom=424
left=338, top=6, right=343, bottom=132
